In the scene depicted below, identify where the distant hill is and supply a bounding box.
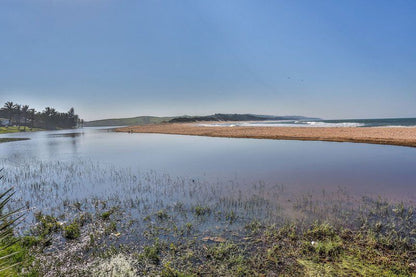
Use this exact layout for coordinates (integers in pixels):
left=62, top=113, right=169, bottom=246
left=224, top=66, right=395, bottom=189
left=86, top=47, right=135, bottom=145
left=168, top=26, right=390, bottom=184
left=85, top=114, right=320, bottom=127
left=169, top=113, right=320, bottom=123
left=84, top=116, right=173, bottom=127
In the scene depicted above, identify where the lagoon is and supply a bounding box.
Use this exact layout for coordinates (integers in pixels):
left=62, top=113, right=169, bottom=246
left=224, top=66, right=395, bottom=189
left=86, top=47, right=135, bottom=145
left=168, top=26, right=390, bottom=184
left=1, top=127, right=416, bottom=202
left=2, top=127, right=416, bottom=198
left=1, top=127, right=416, bottom=275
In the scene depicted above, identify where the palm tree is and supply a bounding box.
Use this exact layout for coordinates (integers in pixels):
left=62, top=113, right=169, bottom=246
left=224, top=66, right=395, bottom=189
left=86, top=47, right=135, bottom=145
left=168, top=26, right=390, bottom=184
left=13, top=104, right=21, bottom=130
left=21, top=105, right=29, bottom=131
left=0, top=168, right=24, bottom=274
left=1, top=102, right=82, bottom=130
left=2, top=102, right=14, bottom=127
left=27, top=109, right=35, bottom=129
left=43, top=107, right=57, bottom=129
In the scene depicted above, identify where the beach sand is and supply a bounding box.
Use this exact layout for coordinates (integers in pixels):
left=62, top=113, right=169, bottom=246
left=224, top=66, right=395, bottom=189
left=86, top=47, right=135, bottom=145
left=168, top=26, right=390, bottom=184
left=116, top=123, right=416, bottom=147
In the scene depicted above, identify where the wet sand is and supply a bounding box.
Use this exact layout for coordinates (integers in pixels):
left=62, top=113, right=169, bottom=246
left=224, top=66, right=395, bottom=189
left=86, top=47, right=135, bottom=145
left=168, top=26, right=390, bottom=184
left=116, top=123, right=416, bottom=147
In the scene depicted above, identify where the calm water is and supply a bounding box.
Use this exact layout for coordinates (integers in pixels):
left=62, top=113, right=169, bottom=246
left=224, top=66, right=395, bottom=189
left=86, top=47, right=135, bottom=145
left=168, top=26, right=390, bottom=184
left=1, top=127, right=415, bottom=201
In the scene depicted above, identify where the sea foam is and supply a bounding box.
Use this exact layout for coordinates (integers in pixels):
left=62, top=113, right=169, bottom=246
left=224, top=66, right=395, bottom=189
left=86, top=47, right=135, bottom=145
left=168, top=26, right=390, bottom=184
left=198, top=121, right=365, bottom=128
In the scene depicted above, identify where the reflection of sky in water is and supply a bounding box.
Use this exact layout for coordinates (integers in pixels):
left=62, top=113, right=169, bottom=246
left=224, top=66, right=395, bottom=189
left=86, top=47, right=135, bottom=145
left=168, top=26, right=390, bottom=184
left=48, top=132, right=84, bottom=138
left=1, top=127, right=416, bottom=201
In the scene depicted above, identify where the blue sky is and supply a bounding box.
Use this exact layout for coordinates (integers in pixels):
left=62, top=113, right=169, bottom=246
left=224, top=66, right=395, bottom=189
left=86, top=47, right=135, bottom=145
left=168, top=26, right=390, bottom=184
left=1, top=0, right=415, bottom=120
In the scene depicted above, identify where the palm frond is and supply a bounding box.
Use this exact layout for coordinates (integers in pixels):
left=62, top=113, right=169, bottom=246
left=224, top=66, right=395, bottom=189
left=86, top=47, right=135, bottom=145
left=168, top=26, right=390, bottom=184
left=0, top=168, right=23, bottom=274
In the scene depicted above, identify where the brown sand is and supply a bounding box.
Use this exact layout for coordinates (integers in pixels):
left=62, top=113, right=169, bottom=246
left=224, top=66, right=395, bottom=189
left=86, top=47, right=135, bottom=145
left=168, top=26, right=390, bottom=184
left=115, top=123, right=416, bottom=147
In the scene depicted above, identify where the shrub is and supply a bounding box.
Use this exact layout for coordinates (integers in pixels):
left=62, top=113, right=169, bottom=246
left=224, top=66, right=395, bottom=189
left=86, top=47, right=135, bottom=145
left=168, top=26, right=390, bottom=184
left=64, top=221, right=81, bottom=240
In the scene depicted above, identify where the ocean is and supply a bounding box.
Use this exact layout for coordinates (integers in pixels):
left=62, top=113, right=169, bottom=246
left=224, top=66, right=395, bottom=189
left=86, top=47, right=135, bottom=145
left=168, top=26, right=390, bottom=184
left=198, top=117, right=416, bottom=128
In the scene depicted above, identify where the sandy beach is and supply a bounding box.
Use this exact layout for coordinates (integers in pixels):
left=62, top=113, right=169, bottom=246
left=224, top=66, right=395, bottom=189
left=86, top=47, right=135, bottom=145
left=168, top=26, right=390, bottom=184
left=116, top=123, right=416, bottom=147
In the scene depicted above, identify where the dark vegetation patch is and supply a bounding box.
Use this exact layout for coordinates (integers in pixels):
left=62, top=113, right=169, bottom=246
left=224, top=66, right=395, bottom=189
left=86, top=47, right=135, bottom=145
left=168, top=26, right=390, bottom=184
left=0, top=138, right=29, bottom=143
left=169, top=113, right=318, bottom=123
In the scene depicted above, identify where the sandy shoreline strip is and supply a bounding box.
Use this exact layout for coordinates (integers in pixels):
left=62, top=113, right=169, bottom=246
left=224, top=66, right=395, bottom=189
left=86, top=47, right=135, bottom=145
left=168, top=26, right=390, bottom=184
left=115, top=123, right=416, bottom=147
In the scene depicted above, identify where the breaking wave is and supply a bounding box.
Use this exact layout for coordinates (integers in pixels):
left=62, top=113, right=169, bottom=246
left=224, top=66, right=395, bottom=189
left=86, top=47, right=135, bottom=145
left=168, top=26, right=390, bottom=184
left=197, top=118, right=416, bottom=128
left=198, top=121, right=365, bottom=128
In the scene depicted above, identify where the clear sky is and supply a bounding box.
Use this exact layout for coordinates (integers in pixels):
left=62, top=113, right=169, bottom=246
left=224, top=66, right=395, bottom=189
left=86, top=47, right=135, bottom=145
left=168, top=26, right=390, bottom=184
left=1, top=0, right=415, bottom=121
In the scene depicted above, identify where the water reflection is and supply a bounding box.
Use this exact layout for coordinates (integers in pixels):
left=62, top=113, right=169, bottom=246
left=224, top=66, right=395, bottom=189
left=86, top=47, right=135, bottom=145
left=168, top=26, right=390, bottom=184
left=48, top=132, right=84, bottom=138
left=1, top=127, right=416, bottom=201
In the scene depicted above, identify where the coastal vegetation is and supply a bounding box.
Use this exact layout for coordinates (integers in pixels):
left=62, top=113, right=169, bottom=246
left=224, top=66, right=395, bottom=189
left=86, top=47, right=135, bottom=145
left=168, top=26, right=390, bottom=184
left=1, top=161, right=414, bottom=276
left=84, top=116, right=173, bottom=127
left=0, top=170, right=35, bottom=276
left=169, top=113, right=319, bottom=123
left=0, top=101, right=82, bottom=131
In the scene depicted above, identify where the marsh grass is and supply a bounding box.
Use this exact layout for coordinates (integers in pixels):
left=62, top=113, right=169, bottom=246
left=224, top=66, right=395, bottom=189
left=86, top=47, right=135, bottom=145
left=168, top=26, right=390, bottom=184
left=0, top=160, right=415, bottom=276
left=63, top=221, right=81, bottom=240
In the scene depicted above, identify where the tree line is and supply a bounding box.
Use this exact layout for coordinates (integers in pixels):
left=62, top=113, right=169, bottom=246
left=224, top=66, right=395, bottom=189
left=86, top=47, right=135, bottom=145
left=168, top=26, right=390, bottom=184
left=0, top=101, right=83, bottom=130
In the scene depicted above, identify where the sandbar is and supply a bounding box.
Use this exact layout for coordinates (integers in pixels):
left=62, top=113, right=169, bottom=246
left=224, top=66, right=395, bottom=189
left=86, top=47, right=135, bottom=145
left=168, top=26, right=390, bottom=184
left=115, top=123, right=416, bottom=147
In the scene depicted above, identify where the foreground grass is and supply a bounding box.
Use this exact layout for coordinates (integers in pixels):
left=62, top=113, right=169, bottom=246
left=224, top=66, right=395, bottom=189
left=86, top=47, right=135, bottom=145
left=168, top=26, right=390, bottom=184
left=0, top=184, right=37, bottom=277
left=2, top=162, right=415, bottom=276
left=15, top=200, right=415, bottom=276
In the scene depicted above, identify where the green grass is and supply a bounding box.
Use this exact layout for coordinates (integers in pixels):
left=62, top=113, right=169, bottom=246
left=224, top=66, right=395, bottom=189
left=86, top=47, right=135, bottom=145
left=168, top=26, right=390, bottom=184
left=0, top=126, right=43, bottom=134
left=33, top=213, right=61, bottom=237
left=100, top=208, right=116, bottom=220
left=193, top=205, right=211, bottom=216
left=141, top=239, right=161, bottom=265
left=63, top=221, right=81, bottom=240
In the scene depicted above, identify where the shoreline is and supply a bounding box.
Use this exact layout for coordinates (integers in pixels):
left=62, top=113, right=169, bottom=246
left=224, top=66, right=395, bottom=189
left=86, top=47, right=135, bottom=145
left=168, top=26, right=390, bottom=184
left=0, top=126, right=44, bottom=134
left=116, top=123, right=416, bottom=148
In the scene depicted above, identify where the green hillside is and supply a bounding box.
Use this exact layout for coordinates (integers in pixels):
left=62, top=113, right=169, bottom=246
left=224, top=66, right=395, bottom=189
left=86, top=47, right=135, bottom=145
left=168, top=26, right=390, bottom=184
left=84, top=116, right=173, bottom=127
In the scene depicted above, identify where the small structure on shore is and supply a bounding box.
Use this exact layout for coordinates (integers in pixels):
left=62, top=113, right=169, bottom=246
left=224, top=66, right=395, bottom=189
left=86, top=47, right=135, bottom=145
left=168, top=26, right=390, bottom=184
left=0, top=118, right=10, bottom=127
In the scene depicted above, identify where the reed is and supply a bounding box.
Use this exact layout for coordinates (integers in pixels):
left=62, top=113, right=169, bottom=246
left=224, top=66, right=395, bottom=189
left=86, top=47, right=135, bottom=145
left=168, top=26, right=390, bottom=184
left=0, top=161, right=414, bottom=275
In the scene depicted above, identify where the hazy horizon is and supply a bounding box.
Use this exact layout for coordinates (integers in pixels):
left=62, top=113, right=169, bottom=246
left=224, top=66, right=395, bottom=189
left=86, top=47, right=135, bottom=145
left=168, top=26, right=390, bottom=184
left=1, top=0, right=415, bottom=121
left=84, top=113, right=416, bottom=122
